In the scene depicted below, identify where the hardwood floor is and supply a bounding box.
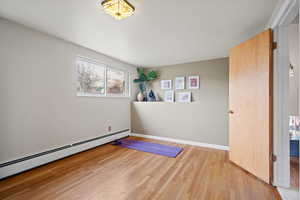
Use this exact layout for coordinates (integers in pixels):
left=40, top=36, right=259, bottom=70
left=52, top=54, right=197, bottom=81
left=290, top=156, right=299, bottom=189
left=0, top=137, right=281, bottom=200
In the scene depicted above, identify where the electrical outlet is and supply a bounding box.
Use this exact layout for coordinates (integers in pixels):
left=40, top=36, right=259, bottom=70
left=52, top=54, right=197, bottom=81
left=108, top=126, right=112, bottom=132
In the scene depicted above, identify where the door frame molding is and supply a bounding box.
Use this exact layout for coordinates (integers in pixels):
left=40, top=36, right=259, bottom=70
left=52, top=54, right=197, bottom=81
left=267, top=0, right=299, bottom=187
left=267, top=0, right=299, bottom=29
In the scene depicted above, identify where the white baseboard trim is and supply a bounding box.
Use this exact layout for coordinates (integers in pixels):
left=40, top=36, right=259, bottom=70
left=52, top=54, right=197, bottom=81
left=0, top=131, right=130, bottom=179
left=130, top=133, right=229, bottom=151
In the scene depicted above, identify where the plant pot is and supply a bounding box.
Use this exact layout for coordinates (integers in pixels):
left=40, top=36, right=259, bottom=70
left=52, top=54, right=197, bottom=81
left=137, top=92, right=144, bottom=102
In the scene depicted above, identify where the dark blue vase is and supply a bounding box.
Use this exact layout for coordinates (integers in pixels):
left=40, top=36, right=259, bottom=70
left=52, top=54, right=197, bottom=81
left=148, top=90, right=156, bottom=102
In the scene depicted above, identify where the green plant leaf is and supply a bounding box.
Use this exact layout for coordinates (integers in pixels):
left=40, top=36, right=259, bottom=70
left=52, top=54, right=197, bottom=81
left=139, top=73, right=147, bottom=82
left=147, top=70, right=158, bottom=80
left=137, top=68, right=144, bottom=76
left=133, top=78, right=143, bottom=83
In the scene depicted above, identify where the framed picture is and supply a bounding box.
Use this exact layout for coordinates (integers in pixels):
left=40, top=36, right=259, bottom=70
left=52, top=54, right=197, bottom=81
left=164, top=90, right=174, bottom=102
left=175, top=77, right=185, bottom=90
left=161, top=80, right=172, bottom=90
left=178, top=92, right=191, bottom=102
left=188, top=76, right=199, bottom=89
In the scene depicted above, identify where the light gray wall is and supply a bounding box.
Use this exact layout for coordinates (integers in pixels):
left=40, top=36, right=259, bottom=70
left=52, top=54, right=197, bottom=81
left=0, top=18, right=137, bottom=163
left=131, top=58, right=229, bottom=146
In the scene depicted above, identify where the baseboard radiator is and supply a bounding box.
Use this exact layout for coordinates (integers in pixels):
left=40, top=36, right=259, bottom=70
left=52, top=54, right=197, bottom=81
left=0, top=129, right=130, bottom=179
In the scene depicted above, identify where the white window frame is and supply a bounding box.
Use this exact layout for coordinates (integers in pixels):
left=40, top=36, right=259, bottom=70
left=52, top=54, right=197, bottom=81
left=76, top=56, right=131, bottom=98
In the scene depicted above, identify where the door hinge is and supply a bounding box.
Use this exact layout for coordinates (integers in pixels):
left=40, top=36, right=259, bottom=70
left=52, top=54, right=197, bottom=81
left=271, top=154, right=277, bottom=162
left=272, top=42, right=277, bottom=50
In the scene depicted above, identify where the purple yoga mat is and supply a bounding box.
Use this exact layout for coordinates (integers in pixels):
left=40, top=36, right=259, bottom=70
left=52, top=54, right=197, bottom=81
left=112, top=139, right=183, bottom=158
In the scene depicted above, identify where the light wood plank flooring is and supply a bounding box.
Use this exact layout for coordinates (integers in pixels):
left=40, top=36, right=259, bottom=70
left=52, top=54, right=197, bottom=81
left=0, top=137, right=281, bottom=200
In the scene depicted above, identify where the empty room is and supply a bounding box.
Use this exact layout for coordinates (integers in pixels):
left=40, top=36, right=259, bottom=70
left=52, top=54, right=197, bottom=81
left=0, top=0, right=299, bottom=200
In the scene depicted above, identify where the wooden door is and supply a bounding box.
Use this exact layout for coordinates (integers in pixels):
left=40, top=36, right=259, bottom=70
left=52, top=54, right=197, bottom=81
left=229, top=29, right=273, bottom=184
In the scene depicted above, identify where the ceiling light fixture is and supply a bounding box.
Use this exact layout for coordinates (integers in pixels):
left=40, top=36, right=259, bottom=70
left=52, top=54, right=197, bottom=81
left=101, top=0, right=135, bottom=20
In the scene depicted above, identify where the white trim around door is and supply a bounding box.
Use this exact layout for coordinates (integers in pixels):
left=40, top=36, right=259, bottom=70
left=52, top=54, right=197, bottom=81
left=267, top=0, right=299, bottom=188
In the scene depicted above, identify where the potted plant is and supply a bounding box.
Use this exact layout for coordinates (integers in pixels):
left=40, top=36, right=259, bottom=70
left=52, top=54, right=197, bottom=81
left=134, top=68, right=158, bottom=101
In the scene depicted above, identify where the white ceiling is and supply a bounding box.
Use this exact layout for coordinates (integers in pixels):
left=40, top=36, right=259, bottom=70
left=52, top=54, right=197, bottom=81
left=0, top=0, right=278, bottom=67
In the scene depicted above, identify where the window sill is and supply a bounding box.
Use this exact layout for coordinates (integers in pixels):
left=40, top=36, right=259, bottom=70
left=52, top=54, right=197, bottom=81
left=77, top=95, right=131, bottom=99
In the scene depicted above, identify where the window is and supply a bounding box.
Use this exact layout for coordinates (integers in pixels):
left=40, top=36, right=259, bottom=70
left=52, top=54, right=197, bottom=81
left=76, top=58, right=106, bottom=96
left=76, top=57, right=130, bottom=97
left=107, top=68, right=127, bottom=95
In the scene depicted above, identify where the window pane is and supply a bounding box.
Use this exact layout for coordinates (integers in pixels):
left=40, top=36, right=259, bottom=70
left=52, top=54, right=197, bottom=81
left=107, top=68, right=126, bottom=95
left=76, top=58, right=105, bottom=96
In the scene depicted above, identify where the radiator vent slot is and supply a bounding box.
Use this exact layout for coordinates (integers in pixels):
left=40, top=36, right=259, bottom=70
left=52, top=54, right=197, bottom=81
left=0, top=129, right=129, bottom=168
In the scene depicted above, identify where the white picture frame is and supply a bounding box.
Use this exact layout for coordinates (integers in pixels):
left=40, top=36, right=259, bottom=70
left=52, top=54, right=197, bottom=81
left=175, top=77, right=185, bottom=90
left=164, top=90, right=174, bottom=102
left=178, top=92, right=191, bottom=103
left=161, top=80, right=172, bottom=90
left=188, top=76, right=199, bottom=89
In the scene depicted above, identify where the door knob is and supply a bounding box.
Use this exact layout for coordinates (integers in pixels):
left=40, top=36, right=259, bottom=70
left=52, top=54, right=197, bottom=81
left=228, top=110, right=234, bottom=114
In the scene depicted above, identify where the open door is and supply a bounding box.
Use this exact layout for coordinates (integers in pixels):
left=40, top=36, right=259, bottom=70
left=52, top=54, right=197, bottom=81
left=229, top=29, right=273, bottom=184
